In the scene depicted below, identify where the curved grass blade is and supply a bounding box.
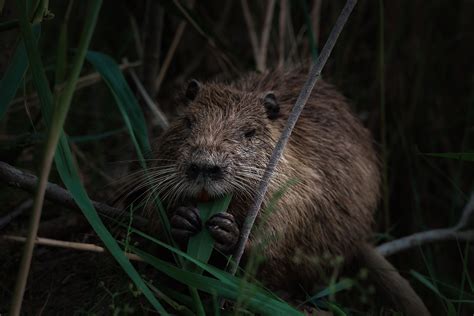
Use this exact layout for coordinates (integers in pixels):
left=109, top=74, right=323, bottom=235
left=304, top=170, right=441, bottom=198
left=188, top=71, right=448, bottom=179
left=85, top=51, right=150, bottom=162
left=84, top=50, right=170, bottom=236
left=0, top=26, right=39, bottom=120
left=187, top=194, right=232, bottom=269
left=132, top=246, right=302, bottom=316
left=300, top=279, right=354, bottom=308
left=7, top=1, right=167, bottom=314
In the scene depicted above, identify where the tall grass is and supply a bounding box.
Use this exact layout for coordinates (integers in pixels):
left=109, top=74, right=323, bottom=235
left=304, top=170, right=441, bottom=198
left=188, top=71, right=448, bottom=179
left=1, top=0, right=473, bottom=315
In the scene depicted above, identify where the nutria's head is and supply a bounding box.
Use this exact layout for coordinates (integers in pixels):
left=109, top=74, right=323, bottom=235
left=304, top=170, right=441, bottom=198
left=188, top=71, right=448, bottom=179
left=152, top=80, right=281, bottom=203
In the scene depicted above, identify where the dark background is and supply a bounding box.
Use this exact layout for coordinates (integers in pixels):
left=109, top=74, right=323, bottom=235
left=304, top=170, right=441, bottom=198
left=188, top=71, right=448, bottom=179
left=1, top=0, right=473, bottom=314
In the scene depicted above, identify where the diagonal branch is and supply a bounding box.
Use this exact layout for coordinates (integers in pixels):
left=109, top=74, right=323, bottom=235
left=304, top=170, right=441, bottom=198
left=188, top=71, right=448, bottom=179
left=0, top=161, right=147, bottom=227
left=377, top=193, right=474, bottom=256
left=230, top=0, right=358, bottom=275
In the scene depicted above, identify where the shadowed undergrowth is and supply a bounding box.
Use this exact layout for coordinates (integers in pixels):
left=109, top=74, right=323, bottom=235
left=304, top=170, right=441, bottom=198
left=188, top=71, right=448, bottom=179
left=0, top=0, right=473, bottom=315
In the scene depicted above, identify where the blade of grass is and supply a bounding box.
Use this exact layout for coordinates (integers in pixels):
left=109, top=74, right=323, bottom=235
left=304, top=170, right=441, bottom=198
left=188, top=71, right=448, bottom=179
left=131, top=246, right=302, bottom=316
left=411, top=270, right=457, bottom=315
left=9, top=1, right=168, bottom=314
left=0, top=26, right=39, bottom=120
left=85, top=51, right=150, bottom=162
left=187, top=194, right=232, bottom=268
left=303, top=279, right=355, bottom=306
left=10, top=1, right=103, bottom=315
left=84, top=50, right=171, bottom=240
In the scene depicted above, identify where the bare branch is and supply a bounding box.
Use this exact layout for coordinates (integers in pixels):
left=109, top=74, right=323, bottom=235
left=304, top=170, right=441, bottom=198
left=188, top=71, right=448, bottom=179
left=154, top=0, right=196, bottom=95
left=240, top=0, right=260, bottom=68
left=0, top=161, right=147, bottom=227
left=278, top=0, right=287, bottom=69
left=258, top=0, right=276, bottom=71
left=377, top=193, right=474, bottom=257
left=122, top=58, right=169, bottom=129
left=377, top=228, right=474, bottom=257
left=231, top=0, right=358, bottom=275
left=2, top=235, right=143, bottom=261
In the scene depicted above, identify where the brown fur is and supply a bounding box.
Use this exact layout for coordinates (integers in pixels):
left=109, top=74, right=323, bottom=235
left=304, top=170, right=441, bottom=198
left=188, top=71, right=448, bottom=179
left=148, top=68, right=429, bottom=315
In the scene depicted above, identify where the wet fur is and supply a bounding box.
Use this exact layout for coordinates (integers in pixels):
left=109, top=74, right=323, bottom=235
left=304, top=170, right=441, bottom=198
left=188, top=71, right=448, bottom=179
left=148, top=68, right=428, bottom=315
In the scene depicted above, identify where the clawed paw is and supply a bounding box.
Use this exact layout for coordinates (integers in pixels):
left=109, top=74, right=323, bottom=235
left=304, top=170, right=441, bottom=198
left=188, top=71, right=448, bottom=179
left=206, top=212, right=240, bottom=254
left=170, top=206, right=202, bottom=243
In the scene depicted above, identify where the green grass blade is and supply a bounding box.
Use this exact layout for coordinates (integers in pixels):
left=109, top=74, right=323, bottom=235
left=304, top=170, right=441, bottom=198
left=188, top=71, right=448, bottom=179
left=9, top=1, right=167, bottom=313
left=84, top=50, right=170, bottom=236
left=187, top=194, right=232, bottom=267
left=425, top=152, right=474, bottom=162
left=85, top=51, right=150, bottom=161
left=306, top=279, right=355, bottom=303
left=131, top=246, right=302, bottom=316
left=0, top=26, right=39, bottom=120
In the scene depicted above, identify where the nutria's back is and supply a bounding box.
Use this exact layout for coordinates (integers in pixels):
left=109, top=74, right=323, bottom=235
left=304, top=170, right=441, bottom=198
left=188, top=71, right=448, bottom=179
left=150, top=67, right=380, bottom=288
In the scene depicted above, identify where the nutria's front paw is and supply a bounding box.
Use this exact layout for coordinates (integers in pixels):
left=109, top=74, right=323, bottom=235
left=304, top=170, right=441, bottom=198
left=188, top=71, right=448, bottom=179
left=206, top=212, right=240, bottom=254
left=170, top=206, right=202, bottom=243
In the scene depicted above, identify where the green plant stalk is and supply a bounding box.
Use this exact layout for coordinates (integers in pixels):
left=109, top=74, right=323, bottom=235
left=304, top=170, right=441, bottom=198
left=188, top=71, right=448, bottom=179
left=9, top=1, right=102, bottom=315
left=185, top=195, right=232, bottom=315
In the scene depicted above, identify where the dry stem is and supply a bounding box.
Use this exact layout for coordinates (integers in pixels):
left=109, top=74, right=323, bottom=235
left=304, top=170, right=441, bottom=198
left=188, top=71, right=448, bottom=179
left=122, top=58, right=169, bottom=129
left=0, top=161, right=147, bottom=227
left=2, top=235, right=143, bottom=261
left=377, top=193, right=474, bottom=256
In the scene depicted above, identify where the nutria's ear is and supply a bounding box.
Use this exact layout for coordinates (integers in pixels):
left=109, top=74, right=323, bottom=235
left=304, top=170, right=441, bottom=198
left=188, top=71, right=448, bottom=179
left=262, top=92, right=280, bottom=120
left=185, top=79, right=200, bottom=101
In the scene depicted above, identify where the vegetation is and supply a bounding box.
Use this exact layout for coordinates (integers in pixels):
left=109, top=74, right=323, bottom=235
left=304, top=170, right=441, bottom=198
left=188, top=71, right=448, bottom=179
left=0, top=0, right=473, bottom=315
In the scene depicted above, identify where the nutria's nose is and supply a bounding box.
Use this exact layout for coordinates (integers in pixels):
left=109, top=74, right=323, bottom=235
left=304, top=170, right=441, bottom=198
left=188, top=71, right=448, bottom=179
left=187, top=163, right=223, bottom=180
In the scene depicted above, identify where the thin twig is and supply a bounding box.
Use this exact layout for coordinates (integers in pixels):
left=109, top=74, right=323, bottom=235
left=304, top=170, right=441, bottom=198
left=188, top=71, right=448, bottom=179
left=10, top=61, right=142, bottom=108
left=231, top=0, right=358, bottom=275
left=122, top=58, right=169, bottom=129
left=241, top=0, right=276, bottom=72
left=0, top=161, right=147, bottom=227
left=0, top=199, right=33, bottom=230
left=2, top=235, right=143, bottom=261
left=141, top=1, right=164, bottom=94
left=377, top=193, right=474, bottom=256
left=154, top=0, right=196, bottom=96
left=258, top=0, right=276, bottom=72
left=240, top=0, right=260, bottom=68
left=278, top=0, right=287, bottom=69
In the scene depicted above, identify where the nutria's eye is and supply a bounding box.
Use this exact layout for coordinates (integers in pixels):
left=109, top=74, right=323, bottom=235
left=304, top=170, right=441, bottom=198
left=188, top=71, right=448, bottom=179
left=244, top=128, right=256, bottom=139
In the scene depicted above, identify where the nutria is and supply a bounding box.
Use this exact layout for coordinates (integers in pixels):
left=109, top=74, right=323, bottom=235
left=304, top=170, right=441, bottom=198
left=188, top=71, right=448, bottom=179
left=145, top=68, right=429, bottom=315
